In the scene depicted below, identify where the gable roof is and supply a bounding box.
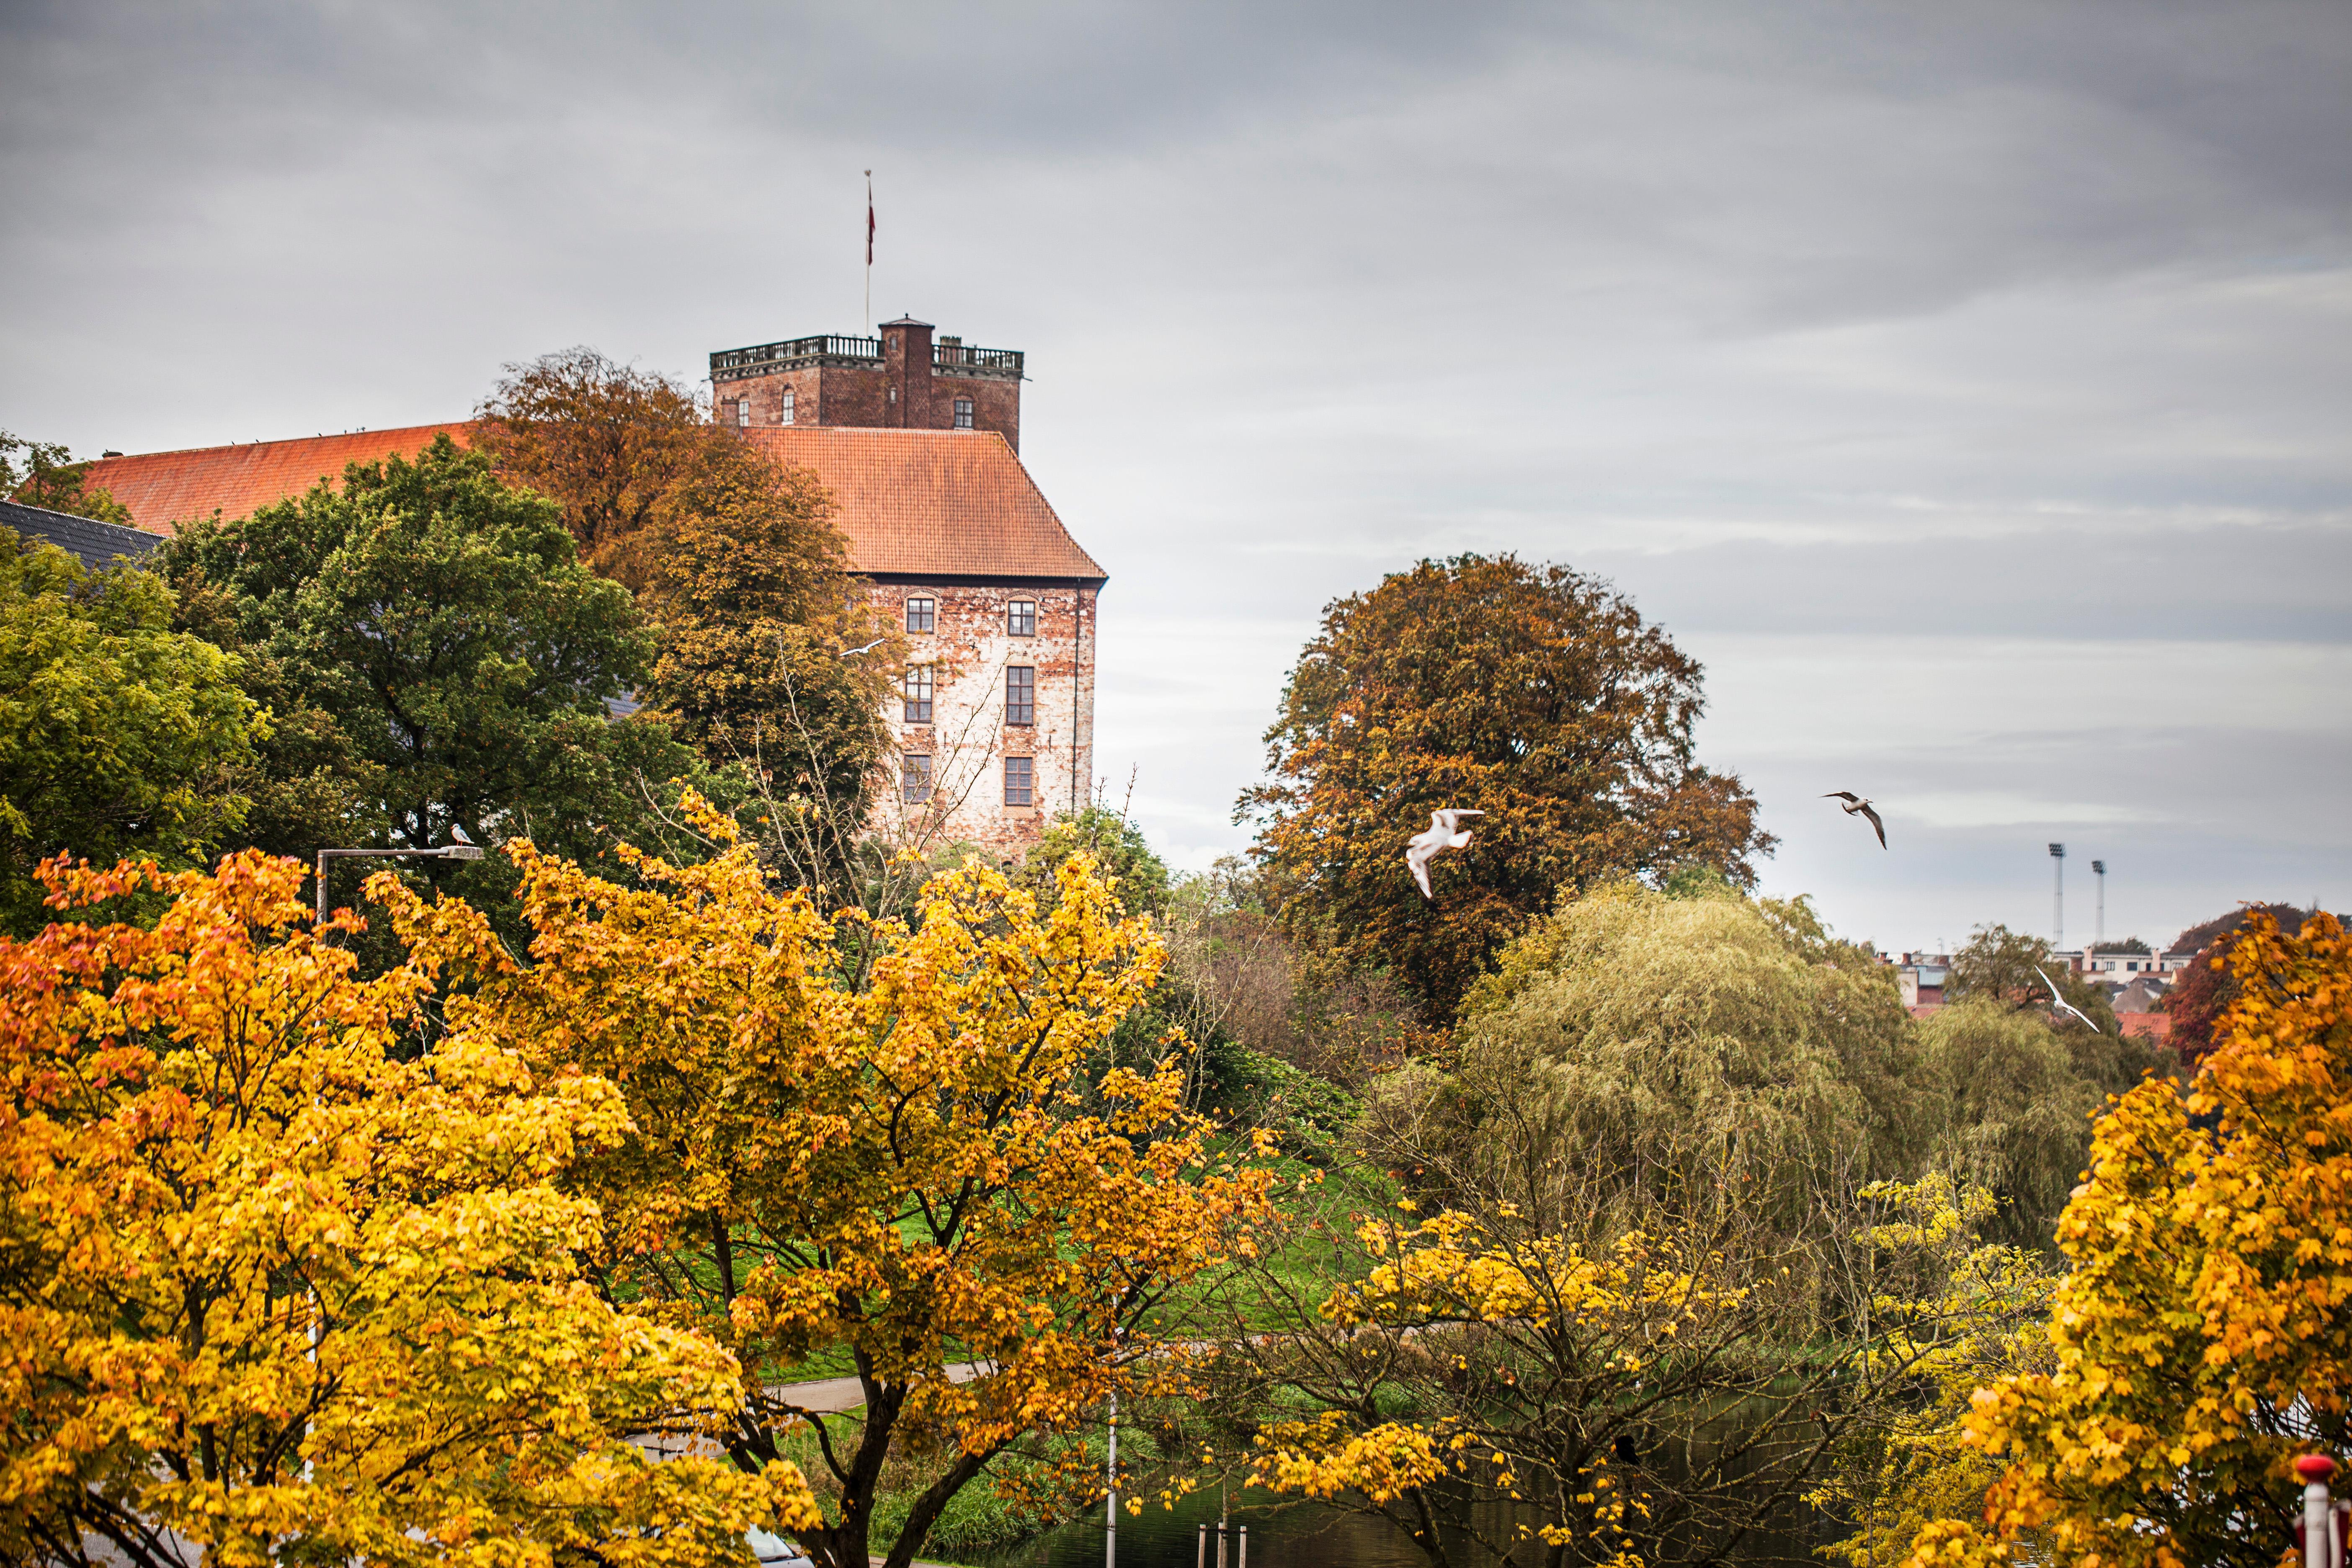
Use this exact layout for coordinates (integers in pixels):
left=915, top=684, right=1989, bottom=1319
left=76, top=424, right=471, bottom=536
left=72, top=422, right=1104, bottom=585
left=1, top=499, right=165, bottom=571
left=748, top=427, right=1104, bottom=583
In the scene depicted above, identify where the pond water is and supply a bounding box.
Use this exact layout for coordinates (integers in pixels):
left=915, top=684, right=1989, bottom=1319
left=977, top=1479, right=1827, bottom=1568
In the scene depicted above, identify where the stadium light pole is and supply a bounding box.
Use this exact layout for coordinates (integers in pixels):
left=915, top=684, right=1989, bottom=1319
left=2048, top=843, right=2066, bottom=952
left=315, top=844, right=485, bottom=924
left=2091, top=859, right=2106, bottom=949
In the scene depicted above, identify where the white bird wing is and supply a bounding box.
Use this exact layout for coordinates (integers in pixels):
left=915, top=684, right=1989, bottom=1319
left=1407, top=848, right=1433, bottom=899
left=2035, top=967, right=2102, bottom=1033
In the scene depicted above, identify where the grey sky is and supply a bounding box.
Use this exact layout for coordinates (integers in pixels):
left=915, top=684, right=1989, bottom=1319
left=4, top=0, right=2347, bottom=953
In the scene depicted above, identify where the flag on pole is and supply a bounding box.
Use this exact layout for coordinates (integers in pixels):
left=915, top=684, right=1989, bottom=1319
left=866, top=171, right=875, bottom=265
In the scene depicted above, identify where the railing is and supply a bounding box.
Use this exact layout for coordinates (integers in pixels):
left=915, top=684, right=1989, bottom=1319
left=933, top=342, right=1024, bottom=375
left=711, top=335, right=882, bottom=374
left=710, top=335, right=1024, bottom=377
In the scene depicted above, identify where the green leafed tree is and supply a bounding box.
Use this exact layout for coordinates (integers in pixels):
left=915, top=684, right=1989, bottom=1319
left=1, top=431, right=134, bottom=526
left=152, top=435, right=704, bottom=919
left=0, top=531, right=258, bottom=931
left=1437, top=878, right=1922, bottom=1240
left=632, top=435, right=895, bottom=833
left=1242, top=554, right=1772, bottom=1017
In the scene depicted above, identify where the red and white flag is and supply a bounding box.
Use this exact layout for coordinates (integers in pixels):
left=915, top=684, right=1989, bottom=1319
left=865, top=172, right=875, bottom=265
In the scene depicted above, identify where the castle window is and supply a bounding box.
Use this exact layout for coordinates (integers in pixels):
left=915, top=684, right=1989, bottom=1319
left=903, top=666, right=933, bottom=724
left=1008, top=600, right=1035, bottom=637
left=1004, top=756, right=1034, bottom=808
left=903, top=754, right=932, bottom=804
left=1005, top=666, right=1034, bottom=726
left=954, top=397, right=974, bottom=430
left=735, top=399, right=750, bottom=428
left=779, top=388, right=796, bottom=426
left=905, top=597, right=935, bottom=633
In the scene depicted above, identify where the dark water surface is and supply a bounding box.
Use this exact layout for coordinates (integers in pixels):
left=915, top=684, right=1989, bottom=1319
left=979, top=1480, right=1825, bottom=1568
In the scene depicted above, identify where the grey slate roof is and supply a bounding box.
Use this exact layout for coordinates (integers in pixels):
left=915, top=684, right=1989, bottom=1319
left=1, top=499, right=164, bottom=571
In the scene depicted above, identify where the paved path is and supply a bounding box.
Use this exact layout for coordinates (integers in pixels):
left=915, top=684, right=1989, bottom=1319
left=767, top=1362, right=990, bottom=1415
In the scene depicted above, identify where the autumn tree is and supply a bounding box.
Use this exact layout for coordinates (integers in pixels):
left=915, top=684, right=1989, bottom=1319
left=379, top=808, right=1277, bottom=1568
left=0, top=849, right=816, bottom=1568
left=474, top=348, right=898, bottom=893
left=1903, top=909, right=2352, bottom=1568
left=1, top=430, right=133, bottom=524
left=1210, top=1069, right=2043, bottom=1568
left=0, top=530, right=257, bottom=932
left=472, top=348, right=712, bottom=584
left=1242, top=554, right=1771, bottom=1016
left=632, top=434, right=896, bottom=870
left=2161, top=903, right=2307, bottom=1061
left=154, top=435, right=704, bottom=920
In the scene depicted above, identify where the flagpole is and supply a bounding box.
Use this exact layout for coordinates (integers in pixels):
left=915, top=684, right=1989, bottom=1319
left=864, top=170, right=873, bottom=330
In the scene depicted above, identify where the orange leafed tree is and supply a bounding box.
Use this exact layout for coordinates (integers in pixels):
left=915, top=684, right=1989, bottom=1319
left=0, top=850, right=816, bottom=1568
left=1242, top=554, right=1771, bottom=1016
left=380, top=801, right=1279, bottom=1568
left=1903, top=908, right=2352, bottom=1568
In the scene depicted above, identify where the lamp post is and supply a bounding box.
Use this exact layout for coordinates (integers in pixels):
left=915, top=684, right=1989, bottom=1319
left=315, top=844, right=484, bottom=924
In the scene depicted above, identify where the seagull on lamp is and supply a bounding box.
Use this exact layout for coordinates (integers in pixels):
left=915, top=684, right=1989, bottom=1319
left=1822, top=792, right=1887, bottom=849
left=1406, top=809, right=1483, bottom=900
left=2036, top=967, right=2102, bottom=1034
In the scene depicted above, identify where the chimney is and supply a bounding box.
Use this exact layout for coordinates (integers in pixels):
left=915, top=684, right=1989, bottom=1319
left=880, top=316, right=934, bottom=430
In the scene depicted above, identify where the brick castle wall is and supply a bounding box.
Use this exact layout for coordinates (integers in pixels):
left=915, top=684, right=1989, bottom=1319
left=867, top=579, right=1096, bottom=856
left=714, top=319, right=1021, bottom=451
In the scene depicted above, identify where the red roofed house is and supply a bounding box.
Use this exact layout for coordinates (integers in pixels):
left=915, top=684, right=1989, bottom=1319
left=77, top=319, right=1101, bottom=854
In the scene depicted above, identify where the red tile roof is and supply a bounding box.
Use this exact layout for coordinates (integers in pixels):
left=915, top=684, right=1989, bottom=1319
left=80, top=425, right=472, bottom=536
left=748, top=427, right=1104, bottom=583
left=77, top=423, right=1103, bottom=585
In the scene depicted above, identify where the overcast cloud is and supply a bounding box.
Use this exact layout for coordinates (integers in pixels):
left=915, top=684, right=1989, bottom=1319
left=4, top=0, right=2347, bottom=952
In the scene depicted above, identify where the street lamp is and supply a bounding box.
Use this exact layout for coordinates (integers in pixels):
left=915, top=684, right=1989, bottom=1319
left=315, top=844, right=484, bottom=925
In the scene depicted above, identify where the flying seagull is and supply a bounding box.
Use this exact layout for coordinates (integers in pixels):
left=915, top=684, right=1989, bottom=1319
left=839, top=637, right=887, bottom=658
left=1406, top=809, right=1483, bottom=900
left=1823, top=792, right=1887, bottom=849
left=2036, top=967, right=2102, bottom=1034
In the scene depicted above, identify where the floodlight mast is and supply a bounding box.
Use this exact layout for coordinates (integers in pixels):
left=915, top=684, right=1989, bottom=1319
left=314, top=844, right=485, bottom=925
left=2048, top=843, right=2066, bottom=952
left=2091, top=860, right=2106, bottom=949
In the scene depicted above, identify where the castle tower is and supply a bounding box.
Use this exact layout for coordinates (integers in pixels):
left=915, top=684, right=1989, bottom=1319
left=709, top=318, right=1024, bottom=451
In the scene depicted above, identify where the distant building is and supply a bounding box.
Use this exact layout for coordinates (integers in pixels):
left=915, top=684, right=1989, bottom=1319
left=2067, top=948, right=2192, bottom=986
left=71, top=319, right=1098, bottom=854
left=2112, top=972, right=2174, bottom=1042
left=1885, top=952, right=1951, bottom=1017
left=1, top=498, right=162, bottom=571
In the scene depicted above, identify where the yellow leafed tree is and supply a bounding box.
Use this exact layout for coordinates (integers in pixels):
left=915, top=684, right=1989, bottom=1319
left=1903, top=908, right=2352, bottom=1568
left=380, top=799, right=1277, bottom=1568
left=0, top=851, right=816, bottom=1568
